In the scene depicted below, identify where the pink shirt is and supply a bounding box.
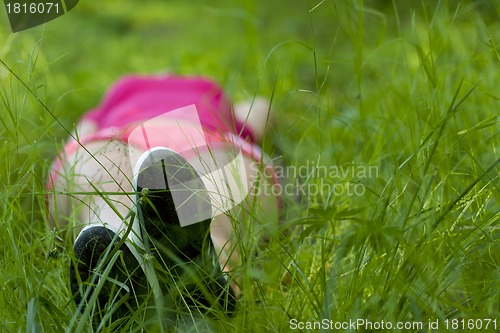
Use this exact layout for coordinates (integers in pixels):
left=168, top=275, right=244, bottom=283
left=82, top=74, right=253, bottom=141
left=47, top=75, right=267, bottom=191
left=46, top=74, right=283, bottom=216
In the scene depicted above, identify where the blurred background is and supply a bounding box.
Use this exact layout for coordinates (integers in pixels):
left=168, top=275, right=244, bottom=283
left=0, top=0, right=499, bottom=331
left=1, top=0, right=499, bottom=156
left=1, top=0, right=499, bottom=159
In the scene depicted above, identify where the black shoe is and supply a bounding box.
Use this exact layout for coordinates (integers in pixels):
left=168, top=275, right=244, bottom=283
left=70, top=225, right=149, bottom=328
left=133, top=147, right=236, bottom=313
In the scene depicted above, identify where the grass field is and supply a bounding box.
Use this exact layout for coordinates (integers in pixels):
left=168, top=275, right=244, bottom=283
left=0, top=0, right=499, bottom=332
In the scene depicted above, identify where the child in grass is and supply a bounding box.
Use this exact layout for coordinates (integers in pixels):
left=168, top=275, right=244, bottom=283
left=46, top=74, right=280, bottom=327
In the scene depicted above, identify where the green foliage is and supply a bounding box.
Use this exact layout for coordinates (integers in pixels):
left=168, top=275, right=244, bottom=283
left=0, top=0, right=498, bottom=331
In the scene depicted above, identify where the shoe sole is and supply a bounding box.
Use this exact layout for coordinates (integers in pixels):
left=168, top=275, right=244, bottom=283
left=132, top=147, right=237, bottom=313
left=132, top=147, right=212, bottom=262
left=70, top=225, right=148, bottom=327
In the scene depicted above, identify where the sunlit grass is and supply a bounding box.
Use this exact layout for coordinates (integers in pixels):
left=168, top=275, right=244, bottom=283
left=1, top=0, right=499, bottom=332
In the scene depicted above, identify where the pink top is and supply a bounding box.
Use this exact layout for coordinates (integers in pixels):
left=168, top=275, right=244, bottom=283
left=46, top=74, right=282, bottom=214
left=47, top=75, right=275, bottom=191
left=82, top=75, right=254, bottom=141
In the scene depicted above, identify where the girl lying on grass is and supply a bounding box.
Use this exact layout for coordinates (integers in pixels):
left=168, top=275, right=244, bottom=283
left=46, top=74, right=280, bottom=329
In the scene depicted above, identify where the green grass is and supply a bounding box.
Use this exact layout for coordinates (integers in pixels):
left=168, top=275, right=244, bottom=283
left=1, top=0, right=499, bottom=332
